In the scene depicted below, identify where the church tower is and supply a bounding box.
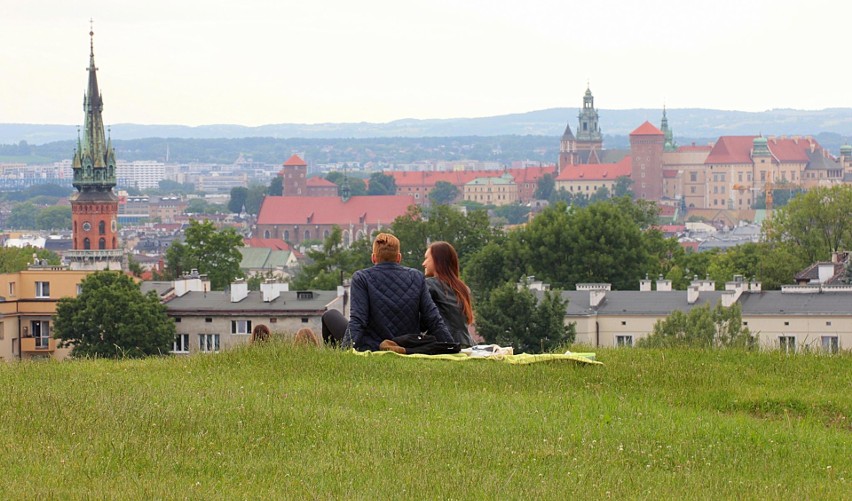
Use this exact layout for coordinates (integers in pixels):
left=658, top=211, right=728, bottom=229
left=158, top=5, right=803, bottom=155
left=575, top=86, right=603, bottom=163
left=557, top=123, right=579, bottom=172
left=278, top=154, right=308, bottom=196
left=67, top=27, right=122, bottom=270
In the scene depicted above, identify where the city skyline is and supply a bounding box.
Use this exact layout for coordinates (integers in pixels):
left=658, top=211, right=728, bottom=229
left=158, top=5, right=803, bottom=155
left=3, top=0, right=851, bottom=127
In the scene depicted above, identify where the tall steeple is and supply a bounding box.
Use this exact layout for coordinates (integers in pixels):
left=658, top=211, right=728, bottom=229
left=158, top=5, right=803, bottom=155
left=68, top=23, right=122, bottom=271
left=72, top=23, right=116, bottom=192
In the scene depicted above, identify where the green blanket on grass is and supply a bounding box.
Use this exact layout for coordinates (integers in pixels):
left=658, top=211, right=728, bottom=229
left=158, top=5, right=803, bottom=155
left=351, top=349, right=602, bottom=365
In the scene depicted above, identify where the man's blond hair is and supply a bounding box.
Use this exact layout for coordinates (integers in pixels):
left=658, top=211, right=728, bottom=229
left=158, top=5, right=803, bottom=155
left=372, top=233, right=401, bottom=263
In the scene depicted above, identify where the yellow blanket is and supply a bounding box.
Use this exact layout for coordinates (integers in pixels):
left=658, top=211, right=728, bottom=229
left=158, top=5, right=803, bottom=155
left=351, top=349, right=603, bottom=365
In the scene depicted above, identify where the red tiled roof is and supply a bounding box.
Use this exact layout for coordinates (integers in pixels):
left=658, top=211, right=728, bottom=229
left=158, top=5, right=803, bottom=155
left=663, top=169, right=678, bottom=178
left=386, top=166, right=556, bottom=189
left=658, top=205, right=677, bottom=216
left=306, top=177, right=338, bottom=188
left=705, top=136, right=757, bottom=164
left=658, top=224, right=685, bottom=233
left=506, top=165, right=557, bottom=183
left=677, top=145, right=713, bottom=152
left=283, top=154, right=306, bottom=166
left=257, top=195, right=413, bottom=226
left=630, top=121, right=664, bottom=136
left=243, top=238, right=291, bottom=251
left=705, top=136, right=816, bottom=165
left=554, top=156, right=631, bottom=181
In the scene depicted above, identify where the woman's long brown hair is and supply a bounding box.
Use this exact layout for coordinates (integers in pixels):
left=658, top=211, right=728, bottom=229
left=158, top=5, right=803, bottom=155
left=428, top=241, right=474, bottom=324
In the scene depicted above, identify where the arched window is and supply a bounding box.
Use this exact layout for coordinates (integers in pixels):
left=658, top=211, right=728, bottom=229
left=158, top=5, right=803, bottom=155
left=99, top=221, right=106, bottom=235
left=99, top=238, right=106, bottom=250
left=264, top=230, right=270, bottom=239
left=324, top=230, right=330, bottom=239
left=112, top=237, right=116, bottom=248
left=284, top=230, right=289, bottom=241
left=84, top=237, right=91, bottom=250
left=304, top=230, right=310, bottom=241
left=343, top=231, right=351, bottom=247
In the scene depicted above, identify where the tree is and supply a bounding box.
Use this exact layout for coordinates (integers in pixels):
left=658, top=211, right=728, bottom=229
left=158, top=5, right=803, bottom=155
left=7, top=202, right=38, bottom=229
left=268, top=175, right=283, bottom=196
left=54, top=271, right=176, bottom=358
left=429, top=181, right=460, bottom=205
left=367, top=172, right=397, bottom=195
left=245, top=184, right=267, bottom=215
left=390, top=204, right=496, bottom=270
left=491, top=204, right=530, bottom=225
left=228, top=186, right=249, bottom=213
left=763, top=185, right=852, bottom=264
left=613, top=176, right=634, bottom=198
left=476, top=281, right=574, bottom=353
left=185, top=198, right=227, bottom=214
left=291, top=226, right=372, bottom=290
left=35, top=205, right=72, bottom=231
left=326, top=172, right=367, bottom=196
left=534, top=173, right=555, bottom=200
left=0, top=246, right=59, bottom=273
left=166, top=220, right=244, bottom=289
left=638, top=301, right=754, bottom=349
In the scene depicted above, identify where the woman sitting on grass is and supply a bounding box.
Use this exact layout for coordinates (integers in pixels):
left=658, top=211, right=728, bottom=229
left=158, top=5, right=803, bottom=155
left=422, top=241, right=475, bottom=348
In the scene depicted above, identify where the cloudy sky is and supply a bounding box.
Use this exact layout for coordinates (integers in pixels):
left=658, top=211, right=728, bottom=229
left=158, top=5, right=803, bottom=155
left=2, top=0, right=850, bottom=126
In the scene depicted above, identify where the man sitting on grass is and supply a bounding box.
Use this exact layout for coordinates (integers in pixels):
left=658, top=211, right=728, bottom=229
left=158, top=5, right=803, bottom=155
left=321, top=233, right=452, bottom=351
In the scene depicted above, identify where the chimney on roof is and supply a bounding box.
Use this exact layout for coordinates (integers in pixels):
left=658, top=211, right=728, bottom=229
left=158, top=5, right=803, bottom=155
left=818, top=263, right=836, bottom=284
left=687, top=284, right=699, bottom=304
left=655, top=274, right=672, bottom=292
left=590, top=289, right=606, bottom=308
left=724, top=275, right=745, bottom=302
left=230, top=279, right=249, bottom=303
left=749, top=280, right=762, bottom=293
left=639, top=274, right=652, bottom=292
left=261, top=280, right=288, bottom=302
left=721, top=290, right=737, bottom=307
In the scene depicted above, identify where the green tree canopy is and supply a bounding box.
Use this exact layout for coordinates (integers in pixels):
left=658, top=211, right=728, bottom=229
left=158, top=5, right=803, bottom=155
left=54, top=271, right=176, bottom=358
left=390, top=204, right=496, bottom=270
left=429, top=181, right=460, bottom=206
left=638, top=301, right=754, bottom=349
left=534, top=173, right=555, bottom=200
left=763, top=185, right=852, bottom=264
left=165, top=220, right=244, bottom=289
left=326, top=172, right=367, bottom=196
left=268, top=175, right=283, bottom=196
left=245, top=184, right=267, bottom=215
left=228, top=187, right=249, bottom=213
left=476, top=281, right=574, bottom=353
left=367, top=172, right=397, bottom=195
left=36, top=205, right=72, bottom=231
left=291, top=226, right=373, bottom=290
left=0, top=246, right=59, bottom=273
left=7, top=202, right=38, bottom=229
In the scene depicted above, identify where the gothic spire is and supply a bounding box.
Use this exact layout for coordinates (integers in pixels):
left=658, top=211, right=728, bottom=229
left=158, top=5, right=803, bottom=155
left=73, top=22, right=116, bottom=191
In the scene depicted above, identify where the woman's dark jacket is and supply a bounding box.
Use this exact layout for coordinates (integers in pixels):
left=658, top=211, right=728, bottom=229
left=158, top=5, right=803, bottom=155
left=426, top=277, right=475, bottom=348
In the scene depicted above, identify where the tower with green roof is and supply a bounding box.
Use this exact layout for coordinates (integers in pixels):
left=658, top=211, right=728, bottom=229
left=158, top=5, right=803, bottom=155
left=67, top=26, right=123, bottom=270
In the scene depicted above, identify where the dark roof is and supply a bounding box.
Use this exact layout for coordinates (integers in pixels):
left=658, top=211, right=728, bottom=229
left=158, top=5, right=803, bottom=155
left=739, top=291, right=852, bottom=315
left=165, top=290, right=337, bottom=315
left=805, top=149, right=841, bottom=171
left=561, top=123, right=575, bottom=140
left=551, top=290, right=726, bottom=316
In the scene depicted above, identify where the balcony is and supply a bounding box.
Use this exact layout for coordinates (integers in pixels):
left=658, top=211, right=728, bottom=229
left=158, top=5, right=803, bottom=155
left=20, top=337, right=57, bottom=353
left=64, top=249, right=124, bottom=259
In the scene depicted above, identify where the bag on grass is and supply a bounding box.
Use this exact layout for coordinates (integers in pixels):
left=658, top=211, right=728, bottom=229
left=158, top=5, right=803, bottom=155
left=392, top=333, right=461, bottom=355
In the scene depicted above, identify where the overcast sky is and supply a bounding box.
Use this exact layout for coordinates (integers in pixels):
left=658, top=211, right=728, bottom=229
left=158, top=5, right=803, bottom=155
left=3, top=0, right=850, bottom=126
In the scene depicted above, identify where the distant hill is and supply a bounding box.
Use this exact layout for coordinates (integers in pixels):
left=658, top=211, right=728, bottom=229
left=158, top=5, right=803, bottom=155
left=4, top=108, right=852, bottom=145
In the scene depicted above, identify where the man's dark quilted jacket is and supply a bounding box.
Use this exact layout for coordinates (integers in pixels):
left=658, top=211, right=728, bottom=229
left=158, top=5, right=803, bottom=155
left=347, top=262, right=452, bottom=351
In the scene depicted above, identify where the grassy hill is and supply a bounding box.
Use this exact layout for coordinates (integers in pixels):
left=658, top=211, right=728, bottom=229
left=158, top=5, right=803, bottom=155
left=1, top=344, right=849, bottom=499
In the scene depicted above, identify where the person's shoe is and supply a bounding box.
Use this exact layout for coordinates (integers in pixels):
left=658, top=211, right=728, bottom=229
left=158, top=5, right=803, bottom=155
left=379, top=339, right=406, bottom=354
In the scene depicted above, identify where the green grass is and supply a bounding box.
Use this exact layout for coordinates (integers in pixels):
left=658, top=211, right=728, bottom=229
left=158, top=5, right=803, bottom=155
left=0, top=345, right=849, bottom=499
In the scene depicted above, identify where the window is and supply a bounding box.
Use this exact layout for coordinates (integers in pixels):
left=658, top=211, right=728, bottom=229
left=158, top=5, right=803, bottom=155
left=231, top=320, right=252, bottom=335
left=690, top=172, right=697, bottom=182
left=84, top=237, right=91, bottom=250
left=8, top=282, right=15, bottom=296
left=31, top=320, right=50, bottom=349
left=205, top=318, right=213, bottom=323
left=779, top=336, right=796, bottom=353
left=301, top=317, right=309, bottom=323
left=199, top=334, right=220, bottom=352
left=621, top=321, right=627, bottom=326
left=821, top=336, right=839, bottom=354
left=173, top=334, right=190, bottom=353
left=826, top=321, right=832, bottom=326
left=35, top=281, right=50, bottom=298
left=99, top=220, right=106, bottom=235
left=784, top=321, right=789, bottom=326
left=616, top=335, right=633, bottom=347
